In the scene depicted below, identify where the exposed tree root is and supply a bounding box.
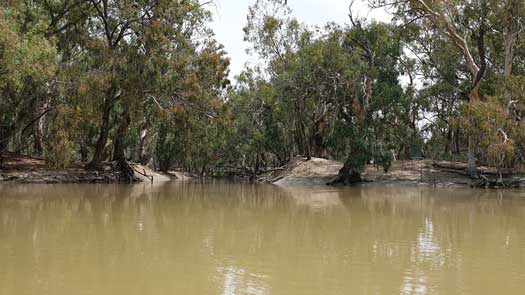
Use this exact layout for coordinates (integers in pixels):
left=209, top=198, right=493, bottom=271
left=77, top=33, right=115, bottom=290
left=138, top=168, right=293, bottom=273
left=473, top=175, right=523, bottom=189
left=115, top=159, right=139, bottom=183
left=326, top=167, right=362, bottom=186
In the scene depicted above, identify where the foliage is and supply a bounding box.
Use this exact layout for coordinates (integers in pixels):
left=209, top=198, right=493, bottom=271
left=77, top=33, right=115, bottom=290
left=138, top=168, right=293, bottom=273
left=46, top=106, right=75, bottom=169
left=0, top=3, right=56, bottom=152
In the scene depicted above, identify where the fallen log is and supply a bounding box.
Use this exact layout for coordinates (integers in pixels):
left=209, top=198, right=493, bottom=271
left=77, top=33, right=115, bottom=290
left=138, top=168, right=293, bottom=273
left=433, top=161, right=518, bottom=176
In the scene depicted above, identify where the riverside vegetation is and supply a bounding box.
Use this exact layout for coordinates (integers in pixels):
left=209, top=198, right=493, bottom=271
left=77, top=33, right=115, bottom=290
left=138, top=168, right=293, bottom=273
left=1, top=0, right=525, bottom=187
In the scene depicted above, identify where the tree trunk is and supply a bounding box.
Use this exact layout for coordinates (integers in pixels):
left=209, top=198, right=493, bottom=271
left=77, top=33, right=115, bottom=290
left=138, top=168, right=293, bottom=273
left=33, top=99, right=50, bottom=156
left=0, top=125, right=14, bottom=168
left=159, top=159, right=172, bottom=173
left=113, top=119, right=129, bottom=162
left=445, top=127, right=452, bottom=156
left=87, top=93, right=115, bottom=170
left=80, top=138, right=89, bottom=162
left=503, top=27, right=517, bottom=114
left=310, top=117, right=329, bottom=158
left=294, top=118, right=309, bottom=159
left=327, top=159, right=362, bottom=186
left=301, top=120, right=311, bottom=160
left=0, top=125, right=14, bottom=154
left=294, top=96, right=311, bottom=160
left=397, top=144, right=407, bottom=160
left=310, top=137, right=327, bottom=158
left=503, top=30, right=515, bottom=82
left=139, top=120, right=151, bottom=164
left=113, top=110, right=135, bottom=182
left=251, top=152, right=260, bottom=180
left=33, top=126, right=44, bottom=156
left=453, top=125, right=460, bottom=156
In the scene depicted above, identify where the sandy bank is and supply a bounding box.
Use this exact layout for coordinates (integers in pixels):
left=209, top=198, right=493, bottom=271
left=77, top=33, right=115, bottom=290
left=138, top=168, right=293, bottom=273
left=266, top=157, right=515, bottom=188
left=269, top=157, right=343, bottom=187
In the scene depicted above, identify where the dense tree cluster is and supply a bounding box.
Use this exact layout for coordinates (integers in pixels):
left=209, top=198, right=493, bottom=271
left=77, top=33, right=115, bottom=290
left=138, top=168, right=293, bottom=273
left=370, top=0, right=525, bottom=177
left=1, top=0, right=525, bottom=182
left=1, top=0, right=230, bottom=178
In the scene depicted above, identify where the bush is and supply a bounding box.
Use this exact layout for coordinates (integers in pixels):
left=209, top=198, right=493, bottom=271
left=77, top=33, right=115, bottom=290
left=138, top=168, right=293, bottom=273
left=46, top=130, right=74, bottom=169
left=461, top=96, right=521, bottom=170
left=45, top=106, right=76, bottom=169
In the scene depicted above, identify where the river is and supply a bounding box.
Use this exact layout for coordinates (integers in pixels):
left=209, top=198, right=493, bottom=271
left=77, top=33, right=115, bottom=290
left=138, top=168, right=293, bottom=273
left=1, top=181, right=524, bottom=294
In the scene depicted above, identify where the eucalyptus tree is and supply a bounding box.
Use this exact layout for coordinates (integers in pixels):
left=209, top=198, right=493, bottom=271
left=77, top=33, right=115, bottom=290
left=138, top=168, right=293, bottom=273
left=328, top=19, right=405, bottom=184
left=244, top=0, right=324, bottom=158
left=152, top=39, right=230, bottom=173
left=0, top=2, right=57, bottom=157
left=37, top=0, right=222, bottom=173
left=80, top=0, right=162, bottom=171
left=372, top=0, right=525, bottom=174
left=371, top=0, right=495, bottom=175
left=225, top=68, right=291, bottom=176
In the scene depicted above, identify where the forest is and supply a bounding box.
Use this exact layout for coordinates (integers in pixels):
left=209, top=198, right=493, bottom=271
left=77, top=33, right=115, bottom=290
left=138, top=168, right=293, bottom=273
left=1, top=0, right=525, bottom=184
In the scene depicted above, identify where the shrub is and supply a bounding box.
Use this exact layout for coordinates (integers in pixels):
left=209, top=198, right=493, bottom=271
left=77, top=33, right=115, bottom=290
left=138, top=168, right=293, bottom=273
left=46, top=129, right=74, bottom=169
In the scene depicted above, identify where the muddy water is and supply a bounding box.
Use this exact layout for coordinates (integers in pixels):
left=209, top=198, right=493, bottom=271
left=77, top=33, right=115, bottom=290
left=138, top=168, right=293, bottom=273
left=1, top=182, right=525, bottom=295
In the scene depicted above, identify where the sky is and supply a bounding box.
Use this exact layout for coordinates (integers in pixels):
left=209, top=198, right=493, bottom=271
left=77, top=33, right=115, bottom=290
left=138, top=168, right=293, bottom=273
left=209, top=0, right=391, bottom=79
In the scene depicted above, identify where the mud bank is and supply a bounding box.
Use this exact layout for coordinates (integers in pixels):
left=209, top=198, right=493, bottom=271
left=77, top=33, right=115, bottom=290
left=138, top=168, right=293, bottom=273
left=0, top=154, right=173, bottom=184
left=264, top=157, right=525, bottom=188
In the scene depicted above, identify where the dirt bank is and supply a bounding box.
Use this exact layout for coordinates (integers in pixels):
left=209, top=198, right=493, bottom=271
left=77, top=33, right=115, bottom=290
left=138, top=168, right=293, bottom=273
left=3, top=153, right=523, bottom=188
left=267, top=157, right=343, bottom=186
left=0, top=153, right=174, bottom=184
left=265, top=157, right=523, bottom=188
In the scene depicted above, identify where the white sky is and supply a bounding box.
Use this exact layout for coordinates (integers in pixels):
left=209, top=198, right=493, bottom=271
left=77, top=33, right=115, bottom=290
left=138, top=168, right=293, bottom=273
left=209, top=0, right=390, bottom=79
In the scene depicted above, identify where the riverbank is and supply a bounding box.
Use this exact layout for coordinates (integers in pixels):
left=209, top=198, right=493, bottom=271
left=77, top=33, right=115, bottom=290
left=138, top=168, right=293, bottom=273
left=2, top=153, right=524, bottom=188
left=0, top=153, right=174, bottom=184
left=263, top=157, right=525, bottom=188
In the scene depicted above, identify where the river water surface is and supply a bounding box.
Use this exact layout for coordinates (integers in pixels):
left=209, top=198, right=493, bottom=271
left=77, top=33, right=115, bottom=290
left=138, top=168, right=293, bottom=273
left=1, top=181, right=525, bottom=294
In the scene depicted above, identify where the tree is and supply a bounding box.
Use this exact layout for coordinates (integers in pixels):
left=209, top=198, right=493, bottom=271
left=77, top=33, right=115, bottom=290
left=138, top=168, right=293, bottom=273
left=328, top=18, right=404, bottom=184
left=0, top=2, right=57, bottom=156
left=373, top=0, right=525, bottom=176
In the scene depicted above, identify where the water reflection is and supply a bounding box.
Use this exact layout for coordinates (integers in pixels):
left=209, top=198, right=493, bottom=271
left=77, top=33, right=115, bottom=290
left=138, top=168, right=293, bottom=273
left=1, top=182, right=525, bottom=294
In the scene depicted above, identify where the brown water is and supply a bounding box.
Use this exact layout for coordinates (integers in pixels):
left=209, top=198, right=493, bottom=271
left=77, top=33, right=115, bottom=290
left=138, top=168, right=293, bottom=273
left=1, top=182, right=525, bottom=295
